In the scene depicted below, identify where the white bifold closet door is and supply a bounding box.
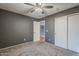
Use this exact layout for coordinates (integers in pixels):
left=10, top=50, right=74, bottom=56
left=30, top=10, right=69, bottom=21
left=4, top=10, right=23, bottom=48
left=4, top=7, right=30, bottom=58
left=68, top=13, right=79, bottom=52
left=55, top=16, right=67, bottom=49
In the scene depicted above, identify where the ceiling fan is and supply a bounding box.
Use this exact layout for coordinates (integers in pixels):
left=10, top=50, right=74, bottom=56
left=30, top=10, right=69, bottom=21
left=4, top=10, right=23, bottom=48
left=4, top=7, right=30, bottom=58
left=24, top=3, right=53, bottom=14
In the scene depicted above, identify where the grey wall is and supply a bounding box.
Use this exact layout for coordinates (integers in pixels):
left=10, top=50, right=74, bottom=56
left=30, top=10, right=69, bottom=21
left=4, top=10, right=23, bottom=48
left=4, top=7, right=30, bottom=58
left=45, top=6, right=79, bottom=44
left=0, top=9, right=33, bottom=48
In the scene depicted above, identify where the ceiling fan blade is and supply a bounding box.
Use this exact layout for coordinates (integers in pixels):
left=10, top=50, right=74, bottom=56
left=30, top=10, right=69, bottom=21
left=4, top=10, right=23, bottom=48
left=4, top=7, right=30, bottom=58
left=43, top=5, right=53, bottom=9
left=26, top=8, right=35, bottom=14
left=30, top=9, right=35, bottom=13
left=24, top=3, right=35, bottom=6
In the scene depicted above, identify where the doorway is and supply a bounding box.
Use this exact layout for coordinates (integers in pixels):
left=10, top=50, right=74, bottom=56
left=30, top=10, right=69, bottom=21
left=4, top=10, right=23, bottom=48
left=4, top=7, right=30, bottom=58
left=33, top=20, right=45, bottom=43
left=40, top=20, right=45, bottom=42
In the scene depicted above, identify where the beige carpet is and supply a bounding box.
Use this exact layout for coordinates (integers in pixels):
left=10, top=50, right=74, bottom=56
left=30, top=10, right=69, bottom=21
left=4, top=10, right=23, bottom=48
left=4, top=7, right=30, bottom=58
left=0, top=42, right=78, bottom=56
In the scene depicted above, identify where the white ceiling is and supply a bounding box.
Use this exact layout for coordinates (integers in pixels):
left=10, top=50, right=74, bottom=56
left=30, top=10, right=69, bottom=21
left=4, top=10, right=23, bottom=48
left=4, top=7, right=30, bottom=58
left=0, top=3, right=79, bottom=19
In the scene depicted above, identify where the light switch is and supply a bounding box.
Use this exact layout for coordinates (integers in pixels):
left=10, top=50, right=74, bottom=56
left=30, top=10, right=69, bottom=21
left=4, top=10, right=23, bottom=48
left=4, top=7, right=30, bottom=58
left=24, top=38, right=26, bottom=41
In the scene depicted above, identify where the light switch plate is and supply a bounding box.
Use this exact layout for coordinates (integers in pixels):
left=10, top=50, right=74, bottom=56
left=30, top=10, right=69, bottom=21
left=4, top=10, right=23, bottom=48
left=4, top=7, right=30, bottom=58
left=24, top=38, right=26, bottom=41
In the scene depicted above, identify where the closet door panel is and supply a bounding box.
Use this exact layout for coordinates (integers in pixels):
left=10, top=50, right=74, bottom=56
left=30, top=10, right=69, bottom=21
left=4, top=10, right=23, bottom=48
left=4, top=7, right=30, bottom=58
left=55, top=16, right=67, bottom=49
left=68, top=14, right=79, bottom=52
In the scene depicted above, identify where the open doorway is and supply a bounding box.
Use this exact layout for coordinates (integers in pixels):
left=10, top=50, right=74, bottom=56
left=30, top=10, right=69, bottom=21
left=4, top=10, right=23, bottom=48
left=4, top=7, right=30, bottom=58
left=33, top=20, right=45, bottom=43
left=40, top=20, right=45, bottom=42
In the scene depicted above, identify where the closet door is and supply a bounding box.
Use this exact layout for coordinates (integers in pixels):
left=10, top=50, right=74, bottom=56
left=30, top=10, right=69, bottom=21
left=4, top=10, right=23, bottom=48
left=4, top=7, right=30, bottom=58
left=68, top=13, right=79, bottom=52
left=55, top=16, right=67, bottom=49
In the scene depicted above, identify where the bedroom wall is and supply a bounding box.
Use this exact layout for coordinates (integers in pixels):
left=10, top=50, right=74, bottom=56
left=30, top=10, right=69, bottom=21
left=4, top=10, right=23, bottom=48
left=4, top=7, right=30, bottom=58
left=0, top=9, right=33, bottom=48
left=45, top=6, right=79, bottom=44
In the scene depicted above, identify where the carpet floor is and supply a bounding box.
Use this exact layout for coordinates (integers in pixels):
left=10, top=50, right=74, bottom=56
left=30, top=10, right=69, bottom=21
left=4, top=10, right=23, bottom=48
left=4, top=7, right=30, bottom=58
left=0, top=42, right=78, bottom=56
